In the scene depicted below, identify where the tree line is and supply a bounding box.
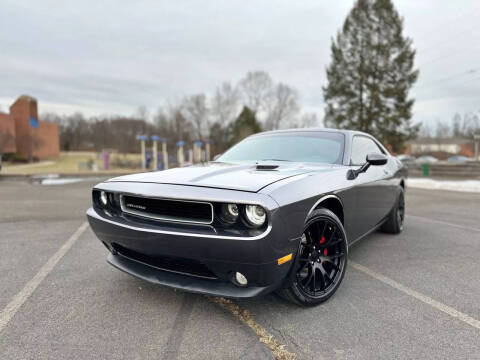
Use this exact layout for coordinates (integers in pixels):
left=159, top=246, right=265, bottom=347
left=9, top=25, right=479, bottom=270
left=41, top=71, right=317, bottom=156
left=419, top=111, right=480, bottom=139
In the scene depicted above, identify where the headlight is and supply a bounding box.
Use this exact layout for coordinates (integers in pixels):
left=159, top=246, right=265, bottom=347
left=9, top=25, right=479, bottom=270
left=100, top=191, right=108, bottom=205
left=244, top=205, right=266, bottom=227
left=220, top=203, right=239, bottom=224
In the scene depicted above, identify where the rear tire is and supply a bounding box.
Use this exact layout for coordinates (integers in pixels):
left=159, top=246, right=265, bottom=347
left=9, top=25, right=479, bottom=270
left=380, top=188, right=405, bottom=234
left=277, top=208, right=348, bottom=307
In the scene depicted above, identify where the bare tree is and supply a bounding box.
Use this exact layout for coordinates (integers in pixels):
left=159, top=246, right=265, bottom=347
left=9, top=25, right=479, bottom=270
left=136, top=105, right=150, bottom=120
left=452, top=113, right=462, bottom=137
left=154, top=108, right=170, bottom=136
left=462, top=111, right=480, bottom=137
left=172, top=107, right=194, bottom=143
left=435, top=120, right=452, bottom=139
left=265, top=83, right=299, bottom=130
left=418, top=123, right=432, bottom=138
left=238, top=71, right=273, bottom=113
left=447, top=112, right=480, bottom=138
left=135, top=105, right=150, bottom=134
left=211, top=82, right=240, bottom=126
left=290, top=112, right=318, bottom=129
left=181, top=94, right=209, bottom=141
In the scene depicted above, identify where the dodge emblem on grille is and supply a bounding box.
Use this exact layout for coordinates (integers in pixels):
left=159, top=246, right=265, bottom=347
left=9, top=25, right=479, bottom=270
left=126, top=203, right=147, bottom=210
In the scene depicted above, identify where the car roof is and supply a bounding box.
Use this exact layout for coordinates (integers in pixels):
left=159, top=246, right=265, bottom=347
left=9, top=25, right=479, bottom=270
left=249, top=127, right=370, bottom=138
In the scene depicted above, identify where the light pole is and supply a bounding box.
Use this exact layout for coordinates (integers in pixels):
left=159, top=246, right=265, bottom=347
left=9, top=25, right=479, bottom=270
left=136, top=134, right=147, bottom=170
left=193, top=140, right=203, bottom=163
left=205, top=140, right=210, bottom=162
left=161, top=138, right=168, bottom=170
left=177, top=140, right=185, bottom=167
left=151, top=135, right=160, bottom=171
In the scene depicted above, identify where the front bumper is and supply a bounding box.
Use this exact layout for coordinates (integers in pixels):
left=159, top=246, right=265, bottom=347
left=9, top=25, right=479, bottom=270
left=87, top=205, right=298, bottom=298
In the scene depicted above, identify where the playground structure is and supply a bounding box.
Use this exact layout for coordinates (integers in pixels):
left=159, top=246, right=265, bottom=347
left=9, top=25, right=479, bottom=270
left=136, top=136, right=210, bottom=171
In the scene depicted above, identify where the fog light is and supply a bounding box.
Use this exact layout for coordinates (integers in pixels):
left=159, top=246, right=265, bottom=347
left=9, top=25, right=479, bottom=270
left=234, top=272, right=248, bottom=286
left=100, top=191, right=108, bottom=205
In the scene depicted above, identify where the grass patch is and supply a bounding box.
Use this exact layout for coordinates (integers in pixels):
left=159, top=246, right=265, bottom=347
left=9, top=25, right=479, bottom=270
left=1, top=151, right=142, bottom=175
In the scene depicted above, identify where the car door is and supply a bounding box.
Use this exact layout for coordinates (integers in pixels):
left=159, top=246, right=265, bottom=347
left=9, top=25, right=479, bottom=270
left=349, top=135, right=390, bottom=238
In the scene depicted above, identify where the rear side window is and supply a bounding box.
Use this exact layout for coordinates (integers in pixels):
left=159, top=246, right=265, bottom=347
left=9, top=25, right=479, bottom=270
left=350, top=136, right=384, bottom=165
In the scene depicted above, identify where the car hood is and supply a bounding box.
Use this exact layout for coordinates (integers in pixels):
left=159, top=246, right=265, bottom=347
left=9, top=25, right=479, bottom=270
left=107, top=162, right=336, bottom=192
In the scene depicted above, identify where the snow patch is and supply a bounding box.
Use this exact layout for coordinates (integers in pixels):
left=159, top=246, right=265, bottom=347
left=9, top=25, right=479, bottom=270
left=407, top=178, right=480, bottom=193
left=36, top=176, right=105, bottom=186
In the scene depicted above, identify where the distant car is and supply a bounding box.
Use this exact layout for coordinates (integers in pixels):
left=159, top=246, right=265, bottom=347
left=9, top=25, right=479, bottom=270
left=87, top=129, right=407, bottom=306
left=416, top=155, right=438, bottom=164
left=447, top=155, right=472, bottom=163
left=396, top=154, right=416, bottom=164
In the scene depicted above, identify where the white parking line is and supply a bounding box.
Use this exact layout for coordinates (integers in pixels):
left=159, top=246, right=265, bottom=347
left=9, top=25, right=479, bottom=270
left=350, top=261, right=480, bottom=330
left=407, top=214, right=480, bottom=233
left=0, top=222, right=89, bottom=334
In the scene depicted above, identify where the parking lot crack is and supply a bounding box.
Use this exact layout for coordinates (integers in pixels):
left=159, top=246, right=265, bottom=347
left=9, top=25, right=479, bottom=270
left=207, top=296, right=296, bottom=360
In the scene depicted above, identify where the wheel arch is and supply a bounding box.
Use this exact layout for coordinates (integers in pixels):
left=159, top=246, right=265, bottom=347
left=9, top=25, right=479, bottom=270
left=309, top=194, right=344, bottom=225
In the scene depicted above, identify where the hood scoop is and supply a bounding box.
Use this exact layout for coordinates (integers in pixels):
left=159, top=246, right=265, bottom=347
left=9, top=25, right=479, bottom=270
left=255, top=164, right=279, bottom=171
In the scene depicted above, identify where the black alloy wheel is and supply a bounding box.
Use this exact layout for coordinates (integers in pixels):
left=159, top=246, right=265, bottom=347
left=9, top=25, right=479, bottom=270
left=278, top=208, right=348, bottom=306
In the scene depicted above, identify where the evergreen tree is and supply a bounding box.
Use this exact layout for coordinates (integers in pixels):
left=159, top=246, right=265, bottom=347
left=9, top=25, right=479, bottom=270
left=323, top=0, right=419, bottom=152
left=229, top=106, right=262, bottom=145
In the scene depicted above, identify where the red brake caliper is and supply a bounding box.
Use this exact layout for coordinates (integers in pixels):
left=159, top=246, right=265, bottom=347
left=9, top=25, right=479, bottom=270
left=320, top=236, right=327, bottom=255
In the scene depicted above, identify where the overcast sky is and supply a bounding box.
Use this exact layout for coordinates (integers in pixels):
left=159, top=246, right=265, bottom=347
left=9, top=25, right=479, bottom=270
left=1, top=0, right=479, bottom=128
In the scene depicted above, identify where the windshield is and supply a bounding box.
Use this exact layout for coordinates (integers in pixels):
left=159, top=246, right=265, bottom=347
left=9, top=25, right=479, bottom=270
left=217, top=131, right=345, bottom=164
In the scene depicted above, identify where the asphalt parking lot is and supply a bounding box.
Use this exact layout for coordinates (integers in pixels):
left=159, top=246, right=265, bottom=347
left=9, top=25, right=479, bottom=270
left=0, top=179, right=479, bottom=359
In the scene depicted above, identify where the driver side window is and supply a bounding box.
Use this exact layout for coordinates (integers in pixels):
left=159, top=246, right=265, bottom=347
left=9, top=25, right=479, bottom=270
left=350, top=136, right=384, bottom=166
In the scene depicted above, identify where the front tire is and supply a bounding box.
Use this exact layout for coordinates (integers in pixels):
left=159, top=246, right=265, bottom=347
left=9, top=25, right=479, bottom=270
left=380, top=188, right=405, bottom=234
left=278, top=208, right=348, bottom=306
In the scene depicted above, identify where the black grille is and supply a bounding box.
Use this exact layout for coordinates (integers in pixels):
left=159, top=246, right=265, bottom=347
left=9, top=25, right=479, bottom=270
left=112, top=244, right=217, bottom=279
left=121, top=195, right=213, bottom=224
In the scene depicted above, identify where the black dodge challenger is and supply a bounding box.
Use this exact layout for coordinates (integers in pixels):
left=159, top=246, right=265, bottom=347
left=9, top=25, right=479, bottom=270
left=87, top=129, right=406, bottom=306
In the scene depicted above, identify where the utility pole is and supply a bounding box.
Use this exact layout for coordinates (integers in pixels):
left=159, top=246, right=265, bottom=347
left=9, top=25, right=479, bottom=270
left=474, top=134, right=480, bottom=161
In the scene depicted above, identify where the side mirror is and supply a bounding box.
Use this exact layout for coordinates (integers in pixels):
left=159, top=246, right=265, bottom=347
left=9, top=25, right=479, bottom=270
left=367, top=153, right=388, bottom=166
left=347, top=153, right=388, bottom=180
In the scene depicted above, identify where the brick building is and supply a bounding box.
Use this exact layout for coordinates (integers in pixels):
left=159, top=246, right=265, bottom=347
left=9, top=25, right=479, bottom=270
left=0, top=112, right=16, bottom=153
left=0, top=95, right=59, bottom=160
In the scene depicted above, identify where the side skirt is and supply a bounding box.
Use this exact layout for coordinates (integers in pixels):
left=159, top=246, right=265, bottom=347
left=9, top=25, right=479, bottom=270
left=347, top=218, right=387, bottom=249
